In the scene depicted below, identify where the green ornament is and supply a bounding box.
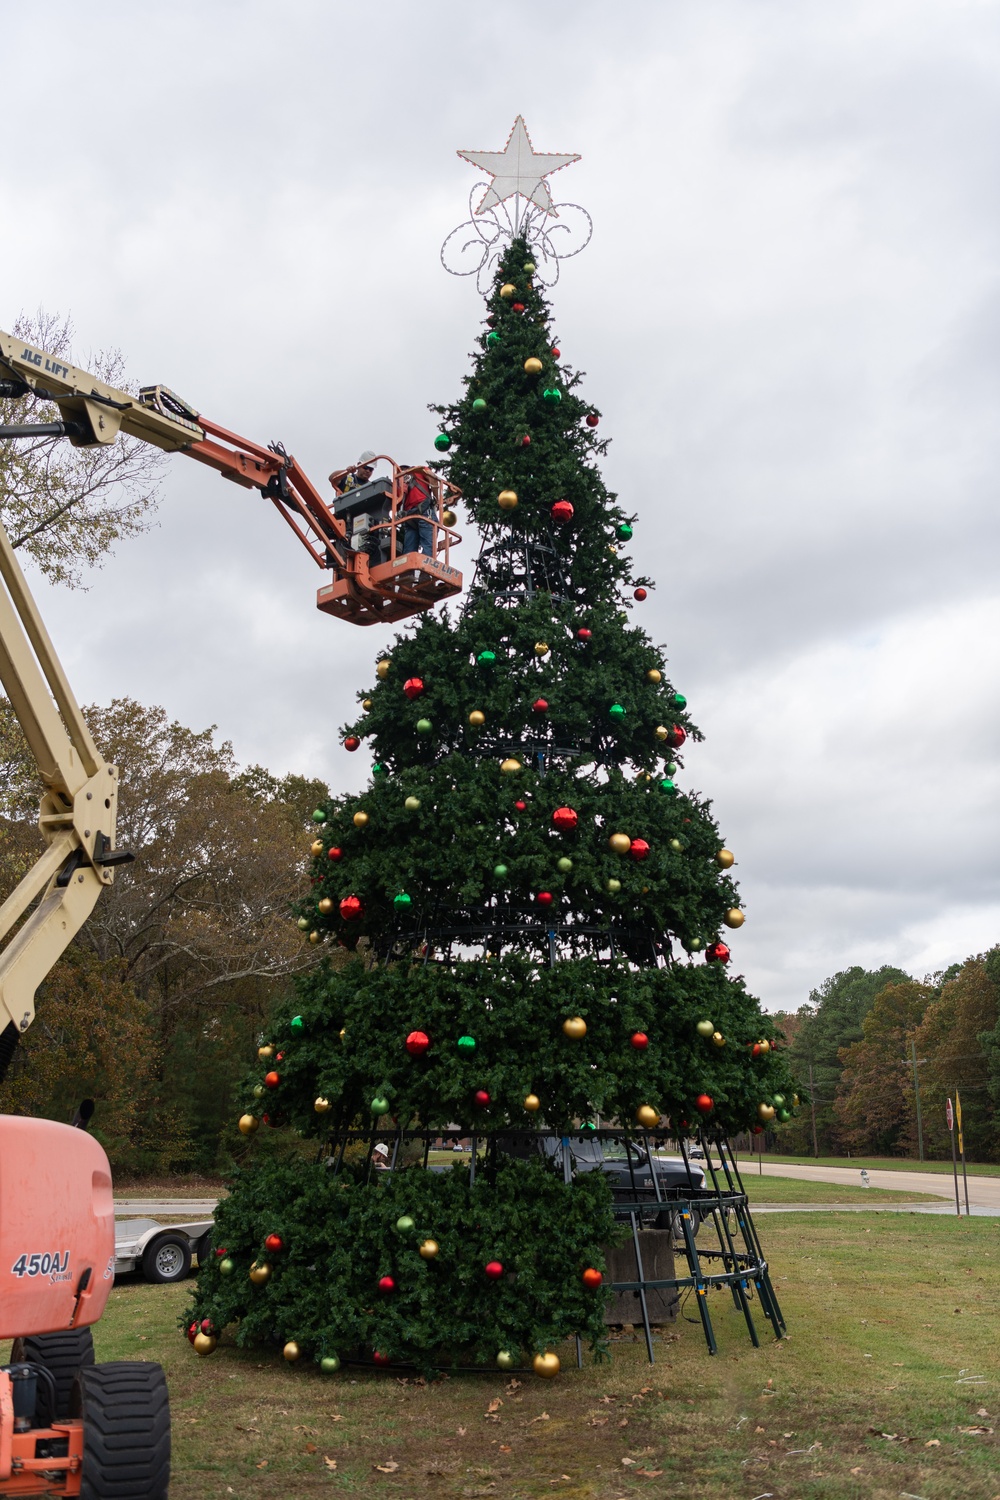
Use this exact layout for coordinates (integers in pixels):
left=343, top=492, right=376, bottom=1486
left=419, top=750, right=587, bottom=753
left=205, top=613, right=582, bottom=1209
left=696, top=1020, right=715, bottom=1037
left=772, top=1094, right=786, bottom=1108
left=493, top=864, right=508, bottom=879
left=689, top=937, right=703, bottom=951
left=253, top=1084, right=265, bottom=1098
left=290, top=1015, right=304, bottom=1033
left=320, top=1354, right=341, bottom=1374
left=457, top=1035, right=476, bottom=1053
left=472, top=397, right=487, bottom=412
left=496, top=1350, right=516, bottom=1370
left=669, top=838, right=684, bottom=852
left=434, top=433, right=452, bottom=452
left=671, top=693, right=687, bottom=708
left=542, top=386, right=562, bottom=404
left=477, top=649, right=496, bottom=666
left=557, top=857, right=573, bottom=873
left=618, top=522, right=633, bottom=540
left=371, top=1096, right=390, bottom=1116
left=395, top=1215, right=416, bottom=1234
left=609, top=703, right=626, bottom=721
left=373, top=762, right=387, bottom=777
left=667, top=762, right=678, bottom=775
left=219, top=1257, right=235, bottom=1276
left=297, top=917, right=310, bottom=930
left=607, top=878, right=621, bottom=893
left=486, top=332, right=500, bottom=346
left=523, top=261, right=536, bottom=272
left=416, top=719, right=432, bottom=734
left=778, top=1109, right=791, bottom=1123
left=659, top=779, right=677, bottom=795
left=393, top=892, right=412, bottom=909
left=311, top=808, right=326, bottom=823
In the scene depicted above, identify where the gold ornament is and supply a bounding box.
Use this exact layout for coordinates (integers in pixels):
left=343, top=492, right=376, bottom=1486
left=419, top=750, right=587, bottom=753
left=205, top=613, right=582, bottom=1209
left=669, top=838, right=683, bottom=852
left=442, top=508, right=457, bottom=527
left=500, top=758, right=522, bottom=775
left=283, top=1341, right=301, bottom=1362
left=257, top=1045, right=274, bottom=1060
left=712, top=1032, right=725, bottom=1048
left=310, top=838, right=324, bottom=857
left=534, top=641, right=550, bottom=656
left=655, top=725, right=668, bottom=742
left=353, top=811, right=369, bottom=828
left=635, top=1105, right=660, bottom=1129
left=758, top=1103, right=776, bottom=1123
left=608, top=545, right=618, bottom=555
left=376, top=659, right=391, bottom=679
left=523, top=357, right=543, bottom=375
left=524, top=1093, right=541, bottom=1112
left=716, top=848, right=735, bottom=869
left=248, top=1261, right=272, bottom=1284
left=724, top=908, right=745, bottom=929
left=309, top=930, right=321, bottom=944
left=533, top=1351, right=560, bottom=1378
left=405, top=796, right=421, bottom=811
left=318, top=897, right=333, bottom=915
left=500, top=283, right=516, bottom=298
left=419, top=1239, right=439, bottom=1259
left=339, top=1027, right=346, bottom=1040
left=193, top=1331, right=218, bottom=1356
left=314, top=1097, right=331, bottom=1113
left=608, top=833, right=631, bottom=854
left=362, top=698, right=372, bottom=711
left=498, top=489, right=518, bottom=510
left=562, top=1016, right=587, bottom=1039
left=238, top=1114, right=259, bottom=1136
left=468, top=710, right=486, bottom=727
left=759, top=1039, right=771, bottom=1055
left=792, top=1093, right=800, bottom=1107
left=646, top=669, right=662, bottom=684
left=696, top=1020, right=715, bottom=1037
left=607, top=879, right=621, bottom=893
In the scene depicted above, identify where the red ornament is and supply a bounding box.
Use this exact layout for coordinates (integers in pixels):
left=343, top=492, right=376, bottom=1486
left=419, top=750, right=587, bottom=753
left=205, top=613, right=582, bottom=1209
left=634, top=587, right=647, bottom=601
left=474, top=1089, right=491, bottom=1108
left=695, top=1093, right=714, bottom=1114
left=344, top=736, right=360, bottom=752
left=328, top=847, right=342, bottom=861
left=552, top=806, right=578, bottom=831
left=551, top=500, right=574, bottom=524
left=551, top=345, right=561, bottom=357
left=532, top=698, right=548, bottom=714
left=264, top=1071, right=280, bottom=1089
left=631, top=1032, right=649, bottom=1050
left=751, top=1043, right=762, bottom=1058
left=582, top=1267, right=603, bottom=1289
left=373, top=1350, right=391, bottom=1366
left=187, top=1322, right=197, bottom=1344
left=514, top=800, right=527, bottom=812
left=406, top=1030, right=430, bottom=1056
left=403, top=677, right=425, bottom=700
left=276, top=1052, right=284, bottom=1062
left=512, top=302, right=525, bottom=312
left=706, top=941, right=731, bottom=965
left=629, top=838, right=650, bottom=862
left=485, top=1260, right=504, bottom=1280
left=214, top=1247, right=228, bottom=1257
left=576, top=628, right=592, bottom=642
left=264, top=1234, right=284, bottom=1253
left=752, top=1124, right=764, bottom=1135
left=585, top=413, right=599, bottom=428
left=521, top=434, right=531, bottom=446
left=378, top=1275, right=396, bottom=1294
left=668, top=725, right=687, bottom=748
left=339, top=895, right=364, bottom=921
left=536, top=891, right=554, bottom=907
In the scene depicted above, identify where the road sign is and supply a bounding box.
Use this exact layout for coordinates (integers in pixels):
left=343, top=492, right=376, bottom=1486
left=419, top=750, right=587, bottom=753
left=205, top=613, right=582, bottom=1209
left=946, top=1097, right=954, bottom=1131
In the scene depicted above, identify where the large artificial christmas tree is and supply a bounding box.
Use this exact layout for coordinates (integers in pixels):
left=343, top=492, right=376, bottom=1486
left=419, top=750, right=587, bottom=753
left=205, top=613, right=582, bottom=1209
left=188, top=142, right=796, bottom=1374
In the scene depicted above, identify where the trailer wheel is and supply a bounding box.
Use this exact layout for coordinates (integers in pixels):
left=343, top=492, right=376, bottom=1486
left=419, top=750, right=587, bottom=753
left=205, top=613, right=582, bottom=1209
left=73, top=1361, right=170, bottom=1500
left=10, top=1327, right=95, bottom=1418
left=194, top=1229, right=212, bottom=1267
left=142, top=1233, right=192, bottom=1283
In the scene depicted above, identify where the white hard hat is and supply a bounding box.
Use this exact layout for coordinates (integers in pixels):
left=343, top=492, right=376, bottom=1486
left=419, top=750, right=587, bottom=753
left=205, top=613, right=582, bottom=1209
left=373, top=1142, right=389, bottom=1156
left=357, top=450, right=377, bottom=465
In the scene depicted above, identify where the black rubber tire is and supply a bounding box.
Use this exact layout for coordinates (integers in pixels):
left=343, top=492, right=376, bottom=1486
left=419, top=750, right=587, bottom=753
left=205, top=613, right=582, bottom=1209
left=10, top=1327, right=95, bottom=1419
left=74, top=1361, right=170, bottom=1500
left=141, top=1234, right=192, bottom=1284
left=194, top=1230, right=212, bottom=1267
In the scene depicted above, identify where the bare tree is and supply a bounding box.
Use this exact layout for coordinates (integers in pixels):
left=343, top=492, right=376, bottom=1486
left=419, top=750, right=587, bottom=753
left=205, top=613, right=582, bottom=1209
left=0, top=311, right=166, bottom=586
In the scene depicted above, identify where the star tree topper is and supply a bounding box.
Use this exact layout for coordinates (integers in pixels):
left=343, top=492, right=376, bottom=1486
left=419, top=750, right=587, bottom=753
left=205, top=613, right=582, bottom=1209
left=458, top=116, right=581, bottom=219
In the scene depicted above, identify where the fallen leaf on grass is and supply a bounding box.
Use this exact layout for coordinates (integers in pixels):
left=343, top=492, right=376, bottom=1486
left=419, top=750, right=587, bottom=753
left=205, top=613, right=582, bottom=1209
left=925, top=1439, right=941, bottom=1448
left=958, top=1425, right=994, bottom=1435
left=618, top=1418, right=629, bottom=1428
left=255, top=1460, right=268, bottom=1469
left=978, top=1408, right=992, bottom=1418
left=294, top=1424, right=319, bottom=1435
left=499, top=1444, right=512, bottom=1453
left=486, top=1398, right=502, bottom=1413
left=754, top=1426, right=766, bottom=1434
left=636, top=1470, right=664, bottom=1479
left=505, top=1379, right=522, bottom=1394
left=329, top=1414, right=344, bottom=1422
left=234, top=1425, right=260, bottom=1435
left=850, top=1467, right=863, bottom=1475
left=305, top=1443, right=317, bottom=1454
left=323, top=1456, right=337, bottom=1470
left=374, top=1460, right=400, bottom=1472
left=457, top=1426, right=467, bottom=1436
left=588, top=1417, right=608, bottom=1427
left=528, top=1413, right=550, bottom=1425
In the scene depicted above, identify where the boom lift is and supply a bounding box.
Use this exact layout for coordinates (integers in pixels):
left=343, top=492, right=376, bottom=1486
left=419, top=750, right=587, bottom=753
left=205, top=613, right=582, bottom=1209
left=0, top=329, right=465, bottom=1496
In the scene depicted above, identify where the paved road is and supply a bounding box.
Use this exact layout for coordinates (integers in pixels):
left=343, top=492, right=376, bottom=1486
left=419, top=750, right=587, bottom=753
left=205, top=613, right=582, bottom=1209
left=744, top=1161, right=1000, bottom=1209
left=115, top=1200, right=218, bottom=1216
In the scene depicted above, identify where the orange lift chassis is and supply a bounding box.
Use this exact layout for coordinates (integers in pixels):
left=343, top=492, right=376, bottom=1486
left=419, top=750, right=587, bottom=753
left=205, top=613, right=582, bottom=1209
left=0, top=328, right=464, bottom=1496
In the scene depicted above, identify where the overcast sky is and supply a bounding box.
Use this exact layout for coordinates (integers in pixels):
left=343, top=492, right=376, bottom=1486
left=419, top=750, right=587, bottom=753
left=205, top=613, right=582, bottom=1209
left=4, top=0, right=1000, bottom=1011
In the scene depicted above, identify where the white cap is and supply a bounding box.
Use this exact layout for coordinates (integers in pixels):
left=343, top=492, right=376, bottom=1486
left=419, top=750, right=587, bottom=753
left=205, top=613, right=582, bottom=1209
left=357, top=450, right=377, bottom=465
left=373, top=1142, right=390, bottom=1157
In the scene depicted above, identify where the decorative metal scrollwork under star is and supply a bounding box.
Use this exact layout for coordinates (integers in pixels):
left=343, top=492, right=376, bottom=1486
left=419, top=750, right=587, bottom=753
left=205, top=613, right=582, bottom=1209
left=442, top=115, right=592, bottom=291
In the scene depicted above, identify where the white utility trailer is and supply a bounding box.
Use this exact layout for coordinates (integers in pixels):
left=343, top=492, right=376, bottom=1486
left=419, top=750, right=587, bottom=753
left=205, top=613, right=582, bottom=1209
left=115, top=1218, right=213, bottom=1283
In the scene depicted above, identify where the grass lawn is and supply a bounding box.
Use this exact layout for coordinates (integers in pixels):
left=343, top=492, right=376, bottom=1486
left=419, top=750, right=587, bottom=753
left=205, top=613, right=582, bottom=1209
left=746, top=1153, right=1000, bottom=1178
left=35, top=1211, right=996, bottom=1499
left=738, top=1174, right=942, bottom=1205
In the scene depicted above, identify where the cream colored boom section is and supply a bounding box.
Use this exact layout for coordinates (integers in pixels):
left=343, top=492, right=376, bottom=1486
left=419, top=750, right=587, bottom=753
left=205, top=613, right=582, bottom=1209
left=0, top=329, right=204, bottom=451
left=0, top=519, right=123, bottom=1037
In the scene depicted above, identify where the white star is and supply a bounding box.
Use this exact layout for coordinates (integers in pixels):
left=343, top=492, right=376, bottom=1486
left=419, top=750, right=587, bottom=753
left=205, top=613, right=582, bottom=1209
left=458, top=116, right=581, bottom=218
